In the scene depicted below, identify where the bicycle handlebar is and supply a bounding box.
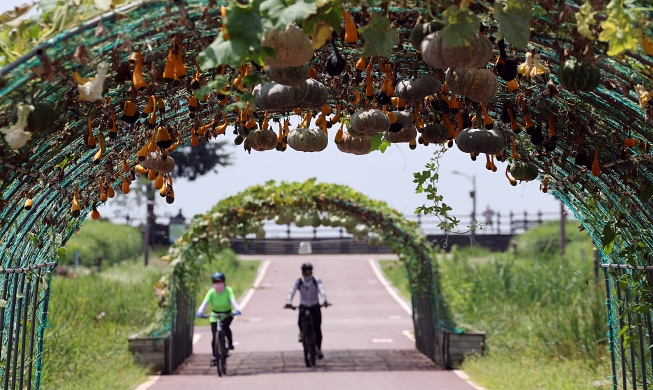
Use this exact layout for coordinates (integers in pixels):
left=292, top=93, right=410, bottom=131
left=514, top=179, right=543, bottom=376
left=284, top=303, right=331, bottom=310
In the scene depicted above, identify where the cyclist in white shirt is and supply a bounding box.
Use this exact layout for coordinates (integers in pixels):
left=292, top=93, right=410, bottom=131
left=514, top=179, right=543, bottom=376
left=284, top=262, right=329, bottom=359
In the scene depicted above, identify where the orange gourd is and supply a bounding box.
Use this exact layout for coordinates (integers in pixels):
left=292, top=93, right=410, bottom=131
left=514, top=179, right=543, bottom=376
left=355, top=57, right=366, bottom=71
left=132, top=51, right=147, bottom=91
left=343, top=10, right=358, bottom=43
left=119, top=172, right=130, bottom=194
left=506, top=107, right=520, bottom=133
left=221, top=6, right=229, bottom=40
left=365, top=61, right=374, bottom=99
left=481, top=102, right=494, bottom=129
left=625, top=138, right=637, bottom=147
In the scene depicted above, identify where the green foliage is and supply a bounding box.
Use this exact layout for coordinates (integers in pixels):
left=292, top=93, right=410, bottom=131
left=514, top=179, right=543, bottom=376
left=359, top=16, right=399, bottom=57
left=261, top=0, right=317, bottom=29
left=63, top=220, right=142, bottom=267
left=494, top=0, right=532, bottom=49
left=413, top=146, right=460, bottom=232
left=368, top=132, right=391, bottom=153
left=439, top=3, right=479, bottom=47
left=598, top=0, right=642, bottom=56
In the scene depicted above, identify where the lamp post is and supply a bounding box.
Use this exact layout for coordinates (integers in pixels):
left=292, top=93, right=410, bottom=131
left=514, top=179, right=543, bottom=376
left=452, top=171, right=477, bottom=238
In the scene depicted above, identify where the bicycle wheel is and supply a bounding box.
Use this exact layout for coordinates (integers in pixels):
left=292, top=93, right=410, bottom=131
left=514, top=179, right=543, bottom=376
left=219, top=331, right=227, bottom=376
left=216, top=331, right=223, bottom=377
left=308, top=330, right=316, bottom=366
left=302, top=320, right=312, bottom=367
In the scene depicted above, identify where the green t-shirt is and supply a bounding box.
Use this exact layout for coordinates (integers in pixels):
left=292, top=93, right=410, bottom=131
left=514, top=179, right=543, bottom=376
left=203, top=286, right=235, bottom=321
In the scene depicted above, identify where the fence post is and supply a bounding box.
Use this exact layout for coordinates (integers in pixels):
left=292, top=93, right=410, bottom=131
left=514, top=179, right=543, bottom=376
left=509, top=211, right=514, bottom=234
left=496, top=212, right=501, bottom=234
left=286, top=223, right=291, bottom=239
left=537, top=210, right=542, bottom=224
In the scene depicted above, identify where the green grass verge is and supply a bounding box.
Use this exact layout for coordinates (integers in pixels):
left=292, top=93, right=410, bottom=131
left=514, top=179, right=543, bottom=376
left=42, top=250, right=259, bottom=390
left=379, top=221, right=611, bottom=389
left=63, top=220, right=143, bottom=267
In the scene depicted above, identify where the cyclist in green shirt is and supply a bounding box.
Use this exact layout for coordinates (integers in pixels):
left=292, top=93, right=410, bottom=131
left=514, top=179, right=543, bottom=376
left=196, top=272, right=241, bottom=365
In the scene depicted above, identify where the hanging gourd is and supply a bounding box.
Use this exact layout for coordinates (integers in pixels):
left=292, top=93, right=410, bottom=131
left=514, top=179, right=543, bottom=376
left=530, top=53, right=549, bottom=83
left=505, top=106, right=521, bottom=133
left=517, top=52, right=533, bottom=80
left=8, top=102, right=55, bottom=136
left=99, top=177, right=107, bottom=202
left=70, top=186, right=81, bottom=218
left=642, top=37, right=653, bottom=56
left=87, top=116, right=96, bottom=147
left=510, top=161, right=539, bottom=181
left=624, top=137, right=637, bottom=147
left=78, top=62, right=109, bottom=102
left=421, top=123, right=449, bottom=144
left=156, top=126, right=172, bottom=149
left=142, top=151, right=175, bottom=174
left=91, top=203, right=101, bottom=220
left=265, top=64, right=310, bottom=86
left=385, top=125, right=417, bottom=144
left=287, top=127, right=328, bottom=152
left=421, top=32, right=493, bottom=69
left=524, top=111, right=535, bottom=134
left=299, top=79, right=328, bottom=109
left=2, top=103, right=32, bottom=149
left=122, top=98, right=140, bottom=124
left=24, top=198, right=33, bottom=211
left=558, top=57, right=601, bottom=92
left=247, top=127, right=278, bottom=151
left=130, top=51, right=147, bottom=91
left=337, top=131, right=372, bottom=155
left=253, top=82, right=308, bottom=110
left=261, top=25, right=314, bottom=67
left=456, top=127, right=505, bottom=155
left=355, top=57, right=366, bottom=71
left=365, top=60, right=375, bottom=101
left=119, top=172, right=131, bottom=194
left=445, top=68, right=498, bottom=103
left=108, top=106, right=118, bottom=139
left=343, top=10, right=358, bottom=43
left=480, top=103, right=494, bottom=129
left=349, top=109, right=391, bottom=138
left=92, top=131, right=105, bottom=165
left=495, top=40, right=519, bottom=92
left=324, top=34, right=346, bottom=76
left=505, top=167, right=518, bottom=186
left=394, top=74, right=441, bottom=102
left=410, top=21, right=444, bottom=52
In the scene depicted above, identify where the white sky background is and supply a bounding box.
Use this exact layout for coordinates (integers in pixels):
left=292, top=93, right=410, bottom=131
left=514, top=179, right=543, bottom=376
left=1, top=0, right=566, bottom=225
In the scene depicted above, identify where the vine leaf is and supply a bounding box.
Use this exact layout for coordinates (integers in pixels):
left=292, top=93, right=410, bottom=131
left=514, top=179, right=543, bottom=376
left=261, top=0, right=317, bottom=29
left=359, top=16, right=399, bottom=57
left=639, top=183, right=653, bottom=201
left=368, top=133, right=391, bottom=153
left=439, top=3, right=479, bottom=47
left=494, top=0, right=532, bottom=49
left=598, top=0, right=642, bottom=56
left=575, top=2, right=597, bottom=39
left=198, top=34, right=245, bottom=69
left=302, top=0, right=343, bottom=36
left=601, top=223, right=616, bottom=248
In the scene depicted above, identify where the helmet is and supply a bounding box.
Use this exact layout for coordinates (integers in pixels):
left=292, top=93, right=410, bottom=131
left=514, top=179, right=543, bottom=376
left=301, top=262, right=313, bottom=271
left=211, top=272, right=225, bottom=283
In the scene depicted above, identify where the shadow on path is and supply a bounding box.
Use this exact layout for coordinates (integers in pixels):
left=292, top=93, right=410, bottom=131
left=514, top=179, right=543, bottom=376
left=175, top=349, right=438, bottom=376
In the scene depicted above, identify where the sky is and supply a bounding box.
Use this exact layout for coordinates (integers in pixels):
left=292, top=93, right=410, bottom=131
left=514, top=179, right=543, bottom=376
left=1, top=0, right=565, bottom=226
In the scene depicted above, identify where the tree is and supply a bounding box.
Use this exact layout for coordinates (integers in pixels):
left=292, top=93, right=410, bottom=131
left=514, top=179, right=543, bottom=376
left=171, top=141, right=232, bottom=181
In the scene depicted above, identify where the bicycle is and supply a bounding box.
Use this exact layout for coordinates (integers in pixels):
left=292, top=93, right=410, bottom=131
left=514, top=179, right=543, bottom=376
left=285, top=303, right=329, bottom=367
left=198, top=312, right=234, bottom=377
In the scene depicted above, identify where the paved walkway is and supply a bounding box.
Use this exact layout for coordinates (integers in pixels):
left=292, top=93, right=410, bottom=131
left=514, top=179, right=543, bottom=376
left=146, top=254, right=476, bottom=390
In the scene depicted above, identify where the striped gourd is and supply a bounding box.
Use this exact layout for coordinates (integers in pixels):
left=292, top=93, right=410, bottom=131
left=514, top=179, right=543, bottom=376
left=558, top=57, right=601, bottom=92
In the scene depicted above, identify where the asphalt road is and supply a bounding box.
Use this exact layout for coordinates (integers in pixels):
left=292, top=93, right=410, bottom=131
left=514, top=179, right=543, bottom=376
left=145, top=254, right=476, bottom=390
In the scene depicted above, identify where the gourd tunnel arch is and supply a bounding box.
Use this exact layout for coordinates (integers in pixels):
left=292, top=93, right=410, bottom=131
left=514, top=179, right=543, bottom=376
left=158, top=180, right=454, bottom=362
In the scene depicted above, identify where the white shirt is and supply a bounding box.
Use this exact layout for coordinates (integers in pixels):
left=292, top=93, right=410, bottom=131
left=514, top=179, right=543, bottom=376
left=286, top=276, right=327, bottom=306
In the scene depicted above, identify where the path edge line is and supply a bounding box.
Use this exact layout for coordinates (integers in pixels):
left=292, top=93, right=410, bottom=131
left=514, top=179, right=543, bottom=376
left=368, top=259, right=412, bottom=315
left=133, top=376, right=160, bottom=390
left=453, top=370, right=490, bottom=390
left=239, top=259, right=271, bottom=310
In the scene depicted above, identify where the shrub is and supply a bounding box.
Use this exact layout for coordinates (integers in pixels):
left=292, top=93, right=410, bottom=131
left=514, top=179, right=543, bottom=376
left=63, top=220, right=142, bottom=267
